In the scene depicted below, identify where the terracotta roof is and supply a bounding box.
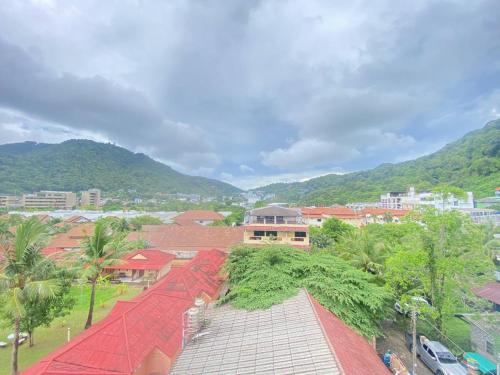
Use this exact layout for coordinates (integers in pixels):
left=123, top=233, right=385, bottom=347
left=309, top=294, right=390, bottom=375
left=48, top=223, right=95, bottom=248
left=127, top=225, right=244, bottom=253
left=64, top=215, right=90, bottom=224
left=22, top=249, right=227, bottom=375
left=360, top=208, right=409, bottom=217
left=244, top=224, right=309, bottom=232
left=301, top=206, right=359, bottom=219
left=173, top=210, right=225, bottom=225
left=473, top=282, right=500, bottom=305
left=104, top=249, right=175, bottom=271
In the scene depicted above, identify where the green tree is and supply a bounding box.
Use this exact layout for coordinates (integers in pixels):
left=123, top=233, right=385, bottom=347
left=20, top=269, right=75, bottom=347
left=223, top=245, right=390, bottom=337
left=320, top=216, right=355, bottom=242
left=0, top=218, right=59, bottom=375
left=385, top=208, right=494, bottom=333
left=80, top=222, right=126, bottom=329
left=128, top=215, right=162, bottom=231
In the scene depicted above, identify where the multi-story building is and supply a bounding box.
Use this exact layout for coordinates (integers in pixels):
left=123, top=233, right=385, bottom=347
left=80, top=188, right=101, bottom=207
left=243, top=205, right=309, bottom=248
left=22, top=191, right=77, bottom=210
left=379, top=191, right=405, bottom=209
left=0, top=195, right=22, bottom=208
left=380, top=187, right=474, bottom=211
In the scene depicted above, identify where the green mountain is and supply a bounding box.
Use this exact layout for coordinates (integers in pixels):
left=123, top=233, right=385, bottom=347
left=0, top=140, right=240, bottom=196
left=255, top=120, right=500, bottom=205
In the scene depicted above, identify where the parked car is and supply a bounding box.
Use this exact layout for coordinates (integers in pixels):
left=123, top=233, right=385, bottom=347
left=395, top=296, right=430, bottom=316
left=405, top=332, right=467, bottom=375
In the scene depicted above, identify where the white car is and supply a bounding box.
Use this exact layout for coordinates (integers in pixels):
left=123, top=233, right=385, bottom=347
left=395, top=296, right=430, bottom=316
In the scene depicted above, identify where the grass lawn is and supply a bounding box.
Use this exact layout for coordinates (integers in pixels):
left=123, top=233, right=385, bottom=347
left=0, top=284, right=141, bottom=375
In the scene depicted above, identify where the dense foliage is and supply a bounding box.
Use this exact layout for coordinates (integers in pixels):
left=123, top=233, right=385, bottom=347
left=222, top=245, right=390, bottom=337
left=0, top=139, right=240, bottom=196
left=255, top=120, right=500, bottom=204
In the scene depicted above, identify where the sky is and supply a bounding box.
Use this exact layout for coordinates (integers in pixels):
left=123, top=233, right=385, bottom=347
left=0, top=0, right=499, bottom=190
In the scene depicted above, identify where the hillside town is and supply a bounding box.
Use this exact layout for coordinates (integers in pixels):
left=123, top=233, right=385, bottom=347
left=0, top=184, right=499, bottom=374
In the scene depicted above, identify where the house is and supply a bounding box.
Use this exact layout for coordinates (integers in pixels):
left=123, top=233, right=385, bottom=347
left=301, top=206, right=362, bottom=227
left=22, top=250, right=227, bottom=375
left=359, top=208, right=409, bottom=225
left=473, top=282, right=500, bottom=312
left=457, top=313, right=499, bottom=366
left=172, top=210, right=225, bottom=226
left=243, top=205, right=310, bottom=248
left=245, top=205, right=302, bottom=224
left=48, top=223, right=95, bottom=251
left=127, top=225, right=244, bottom=258
left=243, top=223, right=310, bottom=248
left=171, top=289, right=390, bottom=375
left=103, top=249, right=175, bottom=283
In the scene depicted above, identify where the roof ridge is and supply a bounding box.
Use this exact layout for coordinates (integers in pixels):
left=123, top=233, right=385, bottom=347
left=304, top=289, right=346, bottom=375
left=121, top=314, right=133, bottom=373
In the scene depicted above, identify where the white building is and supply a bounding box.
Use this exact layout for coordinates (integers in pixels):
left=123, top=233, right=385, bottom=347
left=380, top=187, right=474, bottom=211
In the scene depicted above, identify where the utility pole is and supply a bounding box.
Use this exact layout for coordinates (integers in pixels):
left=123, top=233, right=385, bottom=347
left=411, top=306, right=417, bottom=375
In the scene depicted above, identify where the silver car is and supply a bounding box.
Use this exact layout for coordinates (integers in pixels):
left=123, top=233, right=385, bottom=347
left=418, top=339, right=467, bottom=375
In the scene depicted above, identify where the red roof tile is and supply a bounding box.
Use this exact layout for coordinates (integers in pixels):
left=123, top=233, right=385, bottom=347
left=127, top=225, right=244, bottom=253
left=473, top=282, right=500, bottom=305
left=48, top=223, right=95, bottom=248
left=104, top=249, right=175, bottom=271
left=360, top=208, right=409, bottom=217
left=22, top=249, right=227, bottom=375
left=301, top=206, right=359, bottom=219
left=309, top=294, right=390, bottom=375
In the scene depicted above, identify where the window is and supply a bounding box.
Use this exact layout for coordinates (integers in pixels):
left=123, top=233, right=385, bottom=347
left=294, top=232, right=307, bottom=238
left=265, top=231, right=278, bottom=237
left=256, top=216, right=265, bottom=223
left=276, top=216, right=285, bottom=224
left=254, top=231, right=265, bottom=237
left=264, top=216, right=275, bottom=224
left=317, top=218, right=322, bottom=222
left=427, top=348, right=436, bottom=359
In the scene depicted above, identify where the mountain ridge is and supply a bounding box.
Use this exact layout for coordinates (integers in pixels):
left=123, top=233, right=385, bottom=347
left=0, top=139, right=240, bottom=196
left=253, top=120, right=500, bottom=204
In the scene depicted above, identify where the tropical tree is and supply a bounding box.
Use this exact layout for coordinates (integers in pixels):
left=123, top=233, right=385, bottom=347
left=385, top=208, right=494, bottom=332
left=0, top=218, right=58, bottom=375
left=80, top=222, right=128, bottom=329
left=336, top=230, right=391, bottom=277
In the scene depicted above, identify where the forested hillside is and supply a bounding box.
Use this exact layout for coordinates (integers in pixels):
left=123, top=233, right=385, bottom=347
left=255, top=120, right=500, bottom=204
left=0, top=140, right=240, bottom=196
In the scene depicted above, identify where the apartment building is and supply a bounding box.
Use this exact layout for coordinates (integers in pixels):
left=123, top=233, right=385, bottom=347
left=80, top=188, right=101, bottom=207
left=0, top=195, right=22, bottom=208
left=22, top=191, right=77, bottom=209
left=380, top=187, right=474, bottom=211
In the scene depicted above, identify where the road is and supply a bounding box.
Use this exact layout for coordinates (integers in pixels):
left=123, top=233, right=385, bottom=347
left=377, top=324, right=434, bottom=375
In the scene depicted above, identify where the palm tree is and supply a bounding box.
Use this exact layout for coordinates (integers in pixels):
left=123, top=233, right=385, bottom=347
left=0, top=218, right=57, bottom=375
left=337, top=231, right=390, bottom=277
left=80, top=221, right=125, bottom=329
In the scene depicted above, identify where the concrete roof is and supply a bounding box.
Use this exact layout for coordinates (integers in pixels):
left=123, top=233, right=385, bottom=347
left=170, top=290, right=341, bottom=375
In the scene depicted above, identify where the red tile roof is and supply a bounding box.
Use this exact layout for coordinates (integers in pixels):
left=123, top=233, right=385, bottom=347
left=360, top=208, right=409, bottom=217
left=104, top=249, right=175, bottom=271
left=127, top=225, right=244, bottom=253
left=309, top=294, right=391, bottom=375
left=473, top=282, right=500, bottom=305
left=301, top=206, right=359, bottom=219
left=48, top=223, right=95, bottom=248
left=22, top=249, right=227, bottom=375
left=173, top=210, right=225, bottom=225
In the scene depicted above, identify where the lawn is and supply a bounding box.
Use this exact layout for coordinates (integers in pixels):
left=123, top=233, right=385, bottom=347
left=0, top=284, right=141, bottom=375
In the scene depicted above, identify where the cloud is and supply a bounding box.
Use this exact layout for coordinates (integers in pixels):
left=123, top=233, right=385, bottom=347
left=0, top=38, right=218, bottom=170
left=0, top=0, right=498, bottom=184
left=261, top=138, right=360, bottom=169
